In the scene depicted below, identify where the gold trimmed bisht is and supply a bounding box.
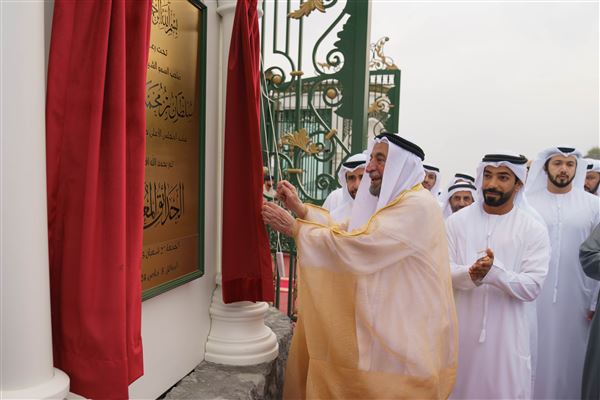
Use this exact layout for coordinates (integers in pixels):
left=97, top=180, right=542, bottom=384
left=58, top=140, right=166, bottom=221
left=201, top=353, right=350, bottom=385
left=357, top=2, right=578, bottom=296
left=284, top=186, right=458, bottom=399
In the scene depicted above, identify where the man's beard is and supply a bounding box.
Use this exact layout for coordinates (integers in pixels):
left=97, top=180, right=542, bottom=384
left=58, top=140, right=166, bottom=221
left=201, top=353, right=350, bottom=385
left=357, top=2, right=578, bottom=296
left=483, top=188, right=513, bottom=207
left=369, top=182, right=381, bottom=197
left=369, top=172, right=382, bottom=197
left=548, top=172, right=575, bottom=188
left=349, top=189, right=358, bottom=199
left=451, top=203, right=467, bottom=213
left=585, top=181, right=600, bottom=194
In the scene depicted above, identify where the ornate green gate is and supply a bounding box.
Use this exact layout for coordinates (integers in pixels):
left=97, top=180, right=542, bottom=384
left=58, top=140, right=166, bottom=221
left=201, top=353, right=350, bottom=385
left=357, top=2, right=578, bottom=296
left=259, top=0, right=401, bottom=317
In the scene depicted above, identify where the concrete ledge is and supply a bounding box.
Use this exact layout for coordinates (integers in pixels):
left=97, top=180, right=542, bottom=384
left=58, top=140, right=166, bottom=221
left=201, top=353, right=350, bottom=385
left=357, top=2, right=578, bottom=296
left=163, top=307, right=293, bottom=400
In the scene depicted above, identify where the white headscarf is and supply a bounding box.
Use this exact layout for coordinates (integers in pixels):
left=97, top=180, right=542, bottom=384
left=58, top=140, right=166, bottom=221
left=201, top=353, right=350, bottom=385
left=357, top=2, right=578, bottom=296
left=336, top=153, right=368, bottom=205
left=453, top=173, right=476, bottom=184
left=330, top=153, right=367, bottom=222
left=587, top=158, right=600, bottom=173
left=476, top=152, right=543, bottom=224
left=585, top=158, right=600, bottom=195
left=423, top=164, right=442, bottom=197
left=348, top=134, right=425, bottom=231
left=441, top=182, right=477, bottom=218
left=525, top=146, right=586, bottom=196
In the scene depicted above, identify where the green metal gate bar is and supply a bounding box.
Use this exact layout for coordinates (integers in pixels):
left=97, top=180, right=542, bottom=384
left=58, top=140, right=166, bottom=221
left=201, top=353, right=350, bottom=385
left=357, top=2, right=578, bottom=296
left=260, top=0, right=401, bottom=319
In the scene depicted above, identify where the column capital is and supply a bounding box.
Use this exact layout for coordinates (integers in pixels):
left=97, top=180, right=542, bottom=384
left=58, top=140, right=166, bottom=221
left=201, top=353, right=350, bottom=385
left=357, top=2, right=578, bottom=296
left=216, top=0, right=237, bottom=17
left=216, top=0, right=263, bottom=18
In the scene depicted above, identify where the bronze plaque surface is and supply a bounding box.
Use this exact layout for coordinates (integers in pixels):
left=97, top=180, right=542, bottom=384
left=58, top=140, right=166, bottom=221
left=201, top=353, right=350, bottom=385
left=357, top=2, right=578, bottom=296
left=143, top=0, right=204, bottom=297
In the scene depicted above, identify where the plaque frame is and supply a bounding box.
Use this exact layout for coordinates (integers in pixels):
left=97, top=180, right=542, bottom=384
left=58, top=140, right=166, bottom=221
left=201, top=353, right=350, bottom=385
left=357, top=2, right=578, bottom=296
left=142, top=0, right=207, bottom=301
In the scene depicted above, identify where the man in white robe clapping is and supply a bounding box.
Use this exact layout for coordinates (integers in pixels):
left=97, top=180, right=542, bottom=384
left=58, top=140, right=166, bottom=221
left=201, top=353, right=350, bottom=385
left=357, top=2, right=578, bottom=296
left=447, top=152, right=550, bottom=399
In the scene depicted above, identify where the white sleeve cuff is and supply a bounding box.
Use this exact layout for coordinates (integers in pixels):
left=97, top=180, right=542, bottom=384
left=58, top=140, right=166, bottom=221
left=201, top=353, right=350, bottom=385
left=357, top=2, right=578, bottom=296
left=481, top=259, right=507, bottom=286
left=452, top=264, right=478, bottom=290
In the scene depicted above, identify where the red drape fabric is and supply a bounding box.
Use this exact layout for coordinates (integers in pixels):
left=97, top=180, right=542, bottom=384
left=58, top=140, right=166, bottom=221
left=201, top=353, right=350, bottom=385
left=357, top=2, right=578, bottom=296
left=46, top=1, right=151, bottom=398
left=222, top=0, right=274, bottom=303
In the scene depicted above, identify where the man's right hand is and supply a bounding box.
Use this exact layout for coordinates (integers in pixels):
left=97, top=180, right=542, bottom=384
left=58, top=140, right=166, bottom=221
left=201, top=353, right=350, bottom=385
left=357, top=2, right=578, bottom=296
left=469, top=248, right=494, bottom=284
left=276, top=180, right=306, bottom=218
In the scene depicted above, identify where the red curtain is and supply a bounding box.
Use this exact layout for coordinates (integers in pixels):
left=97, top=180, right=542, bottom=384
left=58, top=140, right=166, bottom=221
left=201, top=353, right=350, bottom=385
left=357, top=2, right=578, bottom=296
left=46, top=1, right=151, bottom=398
left=222, top=0, right=274, bottom=303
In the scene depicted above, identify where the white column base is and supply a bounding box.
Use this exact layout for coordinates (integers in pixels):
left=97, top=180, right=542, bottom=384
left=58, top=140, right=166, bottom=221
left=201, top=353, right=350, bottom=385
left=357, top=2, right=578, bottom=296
left=0, top=369, right=70, bottom=400
left=205, top=278, right=278, bottom=365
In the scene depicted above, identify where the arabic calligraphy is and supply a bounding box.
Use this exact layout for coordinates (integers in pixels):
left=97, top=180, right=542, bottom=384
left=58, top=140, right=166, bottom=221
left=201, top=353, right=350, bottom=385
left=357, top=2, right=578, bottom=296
left=150, top=43, right=169, bottom=57
left=147, top=60, right=182, bottom=81
left=142, top=0, right=203, bottom=295
left=142, top=240, right=181, bottom=260
left=146, top=80, right=194, bottom=122
left=141, top=261, right=180, bottom=283
left=146, top=155, right=176, bottom=169
left=152, top=0, right=179, bottom=38
left=146, top=127, right=188, bottom=143
left=144, top=181, right=185, bottom=229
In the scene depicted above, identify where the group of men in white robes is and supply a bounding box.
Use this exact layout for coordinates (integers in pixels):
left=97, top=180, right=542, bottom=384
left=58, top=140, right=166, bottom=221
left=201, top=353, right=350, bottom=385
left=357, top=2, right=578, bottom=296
left=421, top=169, right=477, bottom=219
left=262, top=135, right=600, bottom=400
left=440, top=146, right=600, bottom=399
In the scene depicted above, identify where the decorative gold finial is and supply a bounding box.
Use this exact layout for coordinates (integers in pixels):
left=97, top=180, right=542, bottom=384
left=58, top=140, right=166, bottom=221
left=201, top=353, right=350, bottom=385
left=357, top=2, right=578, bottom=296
left=369, top=37, right=399, bottom=71
left=368, top=97, right=393, bottom=114
left=325, top=129, right=337, bottom=140
left=280, top=128, right=321, bottom=154
left=288, top=0, right=325, bottom=19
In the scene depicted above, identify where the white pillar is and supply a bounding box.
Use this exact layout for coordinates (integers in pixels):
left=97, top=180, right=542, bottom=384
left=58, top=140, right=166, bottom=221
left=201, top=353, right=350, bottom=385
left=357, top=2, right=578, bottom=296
left=205, top=275, right=278, bottom=365
left=205, top=0, right=278, bottom=366
left=0, top=1, right=69, bottom=398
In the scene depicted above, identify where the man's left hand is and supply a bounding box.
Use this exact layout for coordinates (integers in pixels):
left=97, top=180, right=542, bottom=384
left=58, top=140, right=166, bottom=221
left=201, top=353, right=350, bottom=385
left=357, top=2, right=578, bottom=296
left=469, top=248, right=494, bottom=282
left=262, top=202, right=297, bottom=237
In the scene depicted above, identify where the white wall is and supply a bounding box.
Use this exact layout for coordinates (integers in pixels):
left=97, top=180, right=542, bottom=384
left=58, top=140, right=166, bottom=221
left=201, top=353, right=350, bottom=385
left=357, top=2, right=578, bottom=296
left=128, top=278, right=215, bottom=399
left=42, top=0, right=222, bottom=398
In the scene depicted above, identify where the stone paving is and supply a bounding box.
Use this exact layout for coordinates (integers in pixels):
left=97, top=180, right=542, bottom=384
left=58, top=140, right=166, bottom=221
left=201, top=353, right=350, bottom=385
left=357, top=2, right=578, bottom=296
left=163, top=308, right=293, bottom=400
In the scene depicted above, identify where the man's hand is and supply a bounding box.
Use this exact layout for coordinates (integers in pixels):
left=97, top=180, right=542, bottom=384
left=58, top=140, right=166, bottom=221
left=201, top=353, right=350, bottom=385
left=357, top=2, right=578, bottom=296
left=276, top=180, right=306, bottom=218
left=262, top=201, right=298, bottom=237
left=469, top=248, right=494, bottom=283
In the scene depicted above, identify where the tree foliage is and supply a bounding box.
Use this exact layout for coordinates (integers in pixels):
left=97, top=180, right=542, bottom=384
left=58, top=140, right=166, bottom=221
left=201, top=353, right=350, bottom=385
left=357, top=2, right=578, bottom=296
left=585, top=147, right=600, bottom=160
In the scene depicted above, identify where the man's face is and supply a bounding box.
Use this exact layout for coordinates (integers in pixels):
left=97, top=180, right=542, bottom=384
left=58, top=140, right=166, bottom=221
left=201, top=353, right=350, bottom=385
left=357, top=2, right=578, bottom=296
left=482, top=166, right=521, bottom=207
left=449, top=191, right=474, bottom=213
left=585, top=171, right=600, bottom=194
left=365, top=142, right=389, bottom=197
left=345, top=167, right=364, bottom=199
left=422, top=171, right=437, bottom=190
left=545, top=155, right=577, bottom=189
left=264, top=180, right=273, bottom=191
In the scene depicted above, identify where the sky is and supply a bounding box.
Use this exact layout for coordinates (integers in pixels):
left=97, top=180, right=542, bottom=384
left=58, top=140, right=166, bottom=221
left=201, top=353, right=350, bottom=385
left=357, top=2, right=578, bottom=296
left=262, top=0, right=599, bottom=188
left=369, top=0, right=599, bottom=186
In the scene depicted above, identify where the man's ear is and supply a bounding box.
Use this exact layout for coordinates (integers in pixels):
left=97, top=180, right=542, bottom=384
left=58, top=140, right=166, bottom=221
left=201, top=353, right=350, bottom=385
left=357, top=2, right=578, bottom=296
left=515, top=180, right=523, bottom=192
